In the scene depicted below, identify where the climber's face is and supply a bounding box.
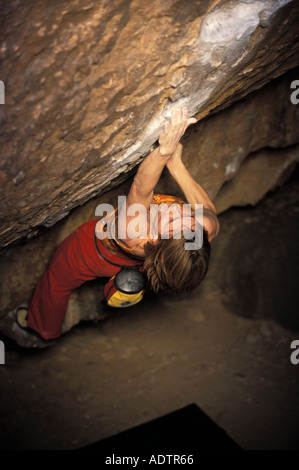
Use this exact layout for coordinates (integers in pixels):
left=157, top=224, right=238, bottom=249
left=148, top=212, right=196, bottom=243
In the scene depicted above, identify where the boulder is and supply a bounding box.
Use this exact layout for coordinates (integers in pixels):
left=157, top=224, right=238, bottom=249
left=1, top=0, right=299, bottom=249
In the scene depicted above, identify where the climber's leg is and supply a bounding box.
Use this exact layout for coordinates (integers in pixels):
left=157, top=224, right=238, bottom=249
left=26, top=221, right=104, bottom=340
left=26, top=232, right=84, bottom=339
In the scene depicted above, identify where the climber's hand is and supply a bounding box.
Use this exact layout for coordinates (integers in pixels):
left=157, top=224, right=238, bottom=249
left=158, top=106, right=196, bottom=157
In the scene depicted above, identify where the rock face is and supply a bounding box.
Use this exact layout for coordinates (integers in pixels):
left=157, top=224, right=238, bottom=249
left=214, top=145, right=299, bottom=214
left=1, top=0, right=299, bottom=249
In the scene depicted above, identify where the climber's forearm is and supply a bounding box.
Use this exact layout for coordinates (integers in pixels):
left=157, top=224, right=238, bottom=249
left=168, top=159, right=216, bottom=212
left=132, top=146, right=170, bottom=198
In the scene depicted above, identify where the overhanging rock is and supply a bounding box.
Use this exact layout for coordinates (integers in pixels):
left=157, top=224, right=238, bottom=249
left=1, top=0, right=299, bottom=249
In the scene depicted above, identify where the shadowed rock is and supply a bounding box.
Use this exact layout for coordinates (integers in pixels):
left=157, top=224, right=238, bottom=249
left=214, top=146, right=299, bottom=213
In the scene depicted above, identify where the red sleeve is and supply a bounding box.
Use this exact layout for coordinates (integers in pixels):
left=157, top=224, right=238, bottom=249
left=104, top=277, right=117, bottom=302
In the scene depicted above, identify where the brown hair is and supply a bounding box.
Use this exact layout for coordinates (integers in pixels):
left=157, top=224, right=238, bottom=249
left=143, top=227, right=211, bottom=294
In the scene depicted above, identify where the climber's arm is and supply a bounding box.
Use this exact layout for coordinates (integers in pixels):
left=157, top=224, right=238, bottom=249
left=126, top=146, right=169, bottom=213
left=126, top=107, right=196, bottom=211
left=166, top=143, right=220, bottom=241
left=118, top=107, right=196, bottom=243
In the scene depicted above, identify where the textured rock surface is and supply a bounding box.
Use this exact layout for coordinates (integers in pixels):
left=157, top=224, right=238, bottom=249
left=214, top=145, right=299, bottom=213
left=1, top=0, right=299, bottom=249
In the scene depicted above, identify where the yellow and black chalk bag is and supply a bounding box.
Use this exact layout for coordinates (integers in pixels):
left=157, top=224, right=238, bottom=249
left=105, top=267, right=146, bottom=308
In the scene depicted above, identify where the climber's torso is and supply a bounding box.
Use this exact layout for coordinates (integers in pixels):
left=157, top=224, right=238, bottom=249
left=95, top=194, right=214, bottom=259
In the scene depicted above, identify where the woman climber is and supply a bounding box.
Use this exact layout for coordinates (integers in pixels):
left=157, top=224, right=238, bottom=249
left=15, top=106, right=220, bottom=343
